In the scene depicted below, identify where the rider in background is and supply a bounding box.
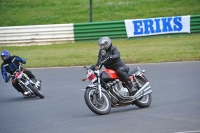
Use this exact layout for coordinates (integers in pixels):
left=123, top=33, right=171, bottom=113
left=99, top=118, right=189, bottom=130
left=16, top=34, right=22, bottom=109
left=1, top=50, right=39, bottom=97
left=94, top=36, right=137, bottom=95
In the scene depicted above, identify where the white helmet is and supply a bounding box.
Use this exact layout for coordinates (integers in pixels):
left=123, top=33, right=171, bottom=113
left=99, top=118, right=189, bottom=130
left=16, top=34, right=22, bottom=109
left=98, top=36, right=112, bottom=50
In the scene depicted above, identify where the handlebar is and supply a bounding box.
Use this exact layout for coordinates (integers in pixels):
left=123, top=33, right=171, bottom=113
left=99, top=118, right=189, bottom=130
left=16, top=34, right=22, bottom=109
left=82, top=57, right=110, bottom=81
left=83, top=57, right=110, bottom=71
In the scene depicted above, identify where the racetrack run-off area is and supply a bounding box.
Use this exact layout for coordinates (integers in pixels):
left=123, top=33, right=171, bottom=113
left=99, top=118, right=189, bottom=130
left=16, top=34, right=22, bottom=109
left=0, top=61, right=200, bottom=133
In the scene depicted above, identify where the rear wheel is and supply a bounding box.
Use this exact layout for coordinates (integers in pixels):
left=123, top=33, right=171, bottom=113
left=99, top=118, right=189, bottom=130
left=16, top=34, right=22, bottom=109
left=134, top=78, right=151, bottom=108
left=84, top=87, right=111, bottom=115
left=27, top=84, right=44, bottom=99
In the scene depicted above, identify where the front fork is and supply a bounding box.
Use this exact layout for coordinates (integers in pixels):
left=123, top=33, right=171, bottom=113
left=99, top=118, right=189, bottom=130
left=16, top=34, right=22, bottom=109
left=97, top=70, right=102, bottom=98
left=17, top=79, right=34, bottom=94
left=17, top=73, right=36, bottom=93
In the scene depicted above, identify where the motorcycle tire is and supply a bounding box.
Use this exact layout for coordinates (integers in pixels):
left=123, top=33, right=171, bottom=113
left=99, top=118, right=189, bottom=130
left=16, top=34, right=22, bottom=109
left=133, top=77, right=152, bottom=108
left=84, top=87, right=111, bottom=115
left=27, top=84, right=44, bottom=99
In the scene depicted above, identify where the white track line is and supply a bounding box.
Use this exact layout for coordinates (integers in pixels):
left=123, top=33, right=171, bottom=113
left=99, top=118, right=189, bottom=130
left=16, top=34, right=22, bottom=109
left=29, top=61, right=200, bottom=69
left=173, top=130, right=200, bottom=133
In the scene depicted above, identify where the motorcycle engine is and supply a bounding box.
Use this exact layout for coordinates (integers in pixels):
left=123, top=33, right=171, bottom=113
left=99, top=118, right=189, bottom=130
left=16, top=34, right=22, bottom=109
left=116, top=80, right=129, bottom=96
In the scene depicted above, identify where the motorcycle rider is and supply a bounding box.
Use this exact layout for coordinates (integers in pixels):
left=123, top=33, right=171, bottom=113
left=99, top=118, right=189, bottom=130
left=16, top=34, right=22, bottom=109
left=94, top=36, right=137, bottom=95
left=1, top=50, right=40, bottom=97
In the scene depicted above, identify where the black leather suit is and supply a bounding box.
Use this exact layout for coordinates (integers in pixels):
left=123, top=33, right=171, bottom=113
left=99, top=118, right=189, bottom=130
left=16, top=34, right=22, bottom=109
left=96, top=45, right=130, bottom=82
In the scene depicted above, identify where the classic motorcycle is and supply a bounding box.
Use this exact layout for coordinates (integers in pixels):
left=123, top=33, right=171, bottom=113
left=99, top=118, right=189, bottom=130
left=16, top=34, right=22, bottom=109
left=82, top=57, right=152, bottom=115
left=7, top=64, right=44, bottom=99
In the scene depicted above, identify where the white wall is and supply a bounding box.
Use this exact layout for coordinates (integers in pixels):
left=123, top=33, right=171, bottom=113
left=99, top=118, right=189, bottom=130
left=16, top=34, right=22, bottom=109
left=0, top=24, right=74, bottom=46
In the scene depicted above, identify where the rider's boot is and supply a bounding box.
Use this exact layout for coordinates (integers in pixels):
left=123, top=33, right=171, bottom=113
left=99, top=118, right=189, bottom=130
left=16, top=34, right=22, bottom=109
left=124, top=78, right=137, bottom=96
left=36, top=79, right=42, bottom=90
left=31, top=78, right=42, bottom=90
left=21, top=91, right=30, bottom=98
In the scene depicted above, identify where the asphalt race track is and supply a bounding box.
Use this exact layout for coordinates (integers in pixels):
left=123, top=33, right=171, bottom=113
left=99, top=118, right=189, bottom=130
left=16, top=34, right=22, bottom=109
left=0, top=61, right=200, bottom=133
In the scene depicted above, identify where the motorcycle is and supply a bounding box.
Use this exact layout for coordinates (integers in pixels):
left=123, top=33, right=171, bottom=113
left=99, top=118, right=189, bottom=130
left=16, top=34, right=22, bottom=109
left=82, top=57, right=152, bottom=115
left=7, top=64, right=44, bottom=99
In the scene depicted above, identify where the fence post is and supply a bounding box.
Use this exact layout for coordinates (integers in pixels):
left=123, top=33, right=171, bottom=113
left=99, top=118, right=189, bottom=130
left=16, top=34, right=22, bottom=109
left=89, top=0, right=92, bottom=22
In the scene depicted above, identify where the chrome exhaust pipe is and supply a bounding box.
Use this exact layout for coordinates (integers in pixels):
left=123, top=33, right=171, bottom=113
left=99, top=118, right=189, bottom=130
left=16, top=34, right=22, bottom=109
left=132, top=82, right=151, bottom=98
left=134, top=89, right=152, bottom=100
left=132, top=82, right=152, bottom=100
left=115, top=82, right=152, bottom=100
left=112, top=87, right=135, bottom=103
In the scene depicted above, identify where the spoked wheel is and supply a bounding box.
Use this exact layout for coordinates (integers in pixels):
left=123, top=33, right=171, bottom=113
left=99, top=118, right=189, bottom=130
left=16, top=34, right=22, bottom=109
left=133, top=78, right=152, bottom=108
left=84, top=87, right=111, bottom=115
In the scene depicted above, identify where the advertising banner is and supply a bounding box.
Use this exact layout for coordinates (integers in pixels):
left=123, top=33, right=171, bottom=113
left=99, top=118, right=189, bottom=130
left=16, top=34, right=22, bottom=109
left=125, top=16, right=190, bottom=38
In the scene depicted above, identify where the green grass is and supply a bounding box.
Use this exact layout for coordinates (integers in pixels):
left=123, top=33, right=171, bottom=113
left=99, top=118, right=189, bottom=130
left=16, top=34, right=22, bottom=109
left=0, top=34, right=199, bottom=68
left=0, top=0, right=199, bottom=26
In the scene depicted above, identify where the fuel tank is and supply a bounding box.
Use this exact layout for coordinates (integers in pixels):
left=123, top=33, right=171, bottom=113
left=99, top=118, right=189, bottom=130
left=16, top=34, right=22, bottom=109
left=100, top=69, right=119, bottom=82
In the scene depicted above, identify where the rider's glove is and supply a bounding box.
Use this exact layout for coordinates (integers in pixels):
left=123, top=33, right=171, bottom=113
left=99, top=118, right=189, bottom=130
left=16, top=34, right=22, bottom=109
left=5, top=78, right=9, bottom=83
left=95, top=66, right=100, bottom=70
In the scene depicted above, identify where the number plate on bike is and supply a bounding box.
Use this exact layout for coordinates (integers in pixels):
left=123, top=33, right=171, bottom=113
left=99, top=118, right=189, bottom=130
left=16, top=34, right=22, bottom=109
left=87, top=71, right=97, bottom=82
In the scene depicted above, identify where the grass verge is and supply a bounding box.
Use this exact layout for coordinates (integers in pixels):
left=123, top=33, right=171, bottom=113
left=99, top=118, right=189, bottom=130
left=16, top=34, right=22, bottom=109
left=0, top=34, right=199, bottom=68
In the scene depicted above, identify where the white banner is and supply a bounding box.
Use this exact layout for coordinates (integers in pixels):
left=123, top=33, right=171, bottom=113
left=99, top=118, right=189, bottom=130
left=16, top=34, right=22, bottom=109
left=125, top=15, right=191, bottom=38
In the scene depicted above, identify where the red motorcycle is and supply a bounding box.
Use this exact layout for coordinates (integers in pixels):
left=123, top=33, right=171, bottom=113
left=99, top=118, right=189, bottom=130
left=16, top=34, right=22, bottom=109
left=7, top=64, right=44, bottom=99
left=82, top=57, right=152, bottom=115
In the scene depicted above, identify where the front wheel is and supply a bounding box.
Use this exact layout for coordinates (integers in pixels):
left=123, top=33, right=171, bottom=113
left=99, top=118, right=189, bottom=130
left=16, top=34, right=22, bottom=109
left=27, top=84, right=44, bottom=99
left=84, top=87, right=111, bottom=115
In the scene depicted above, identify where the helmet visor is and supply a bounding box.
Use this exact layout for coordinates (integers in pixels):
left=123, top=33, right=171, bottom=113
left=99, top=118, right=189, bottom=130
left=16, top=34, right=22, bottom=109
left=98, top=43, right=105, bottom=50
left=1, top=55, right=8, bottom=61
